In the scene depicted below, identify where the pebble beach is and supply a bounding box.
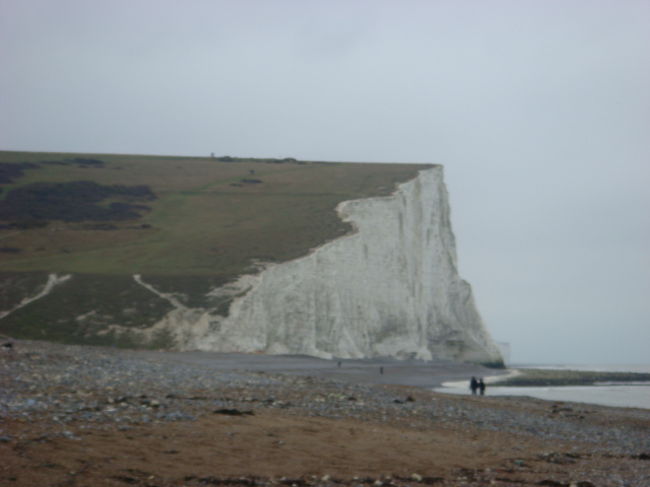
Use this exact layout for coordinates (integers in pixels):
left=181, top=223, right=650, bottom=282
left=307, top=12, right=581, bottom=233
left=2, top=340, right=649, bottom=486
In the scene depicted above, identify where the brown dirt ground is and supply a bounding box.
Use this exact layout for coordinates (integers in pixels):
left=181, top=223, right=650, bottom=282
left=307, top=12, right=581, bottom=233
left=2, top=401, right=648, bottom=487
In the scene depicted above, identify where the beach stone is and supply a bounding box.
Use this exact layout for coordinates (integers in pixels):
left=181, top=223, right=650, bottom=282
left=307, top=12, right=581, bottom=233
left=3, top=338, right=650, bottom=487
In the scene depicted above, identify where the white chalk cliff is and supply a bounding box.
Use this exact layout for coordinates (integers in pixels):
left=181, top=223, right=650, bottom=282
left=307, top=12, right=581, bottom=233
left=136, top=166, right=502, bottom=363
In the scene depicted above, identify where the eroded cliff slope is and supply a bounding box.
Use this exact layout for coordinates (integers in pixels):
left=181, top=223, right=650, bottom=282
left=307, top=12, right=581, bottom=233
left=126, top=167, right=501, bottom=363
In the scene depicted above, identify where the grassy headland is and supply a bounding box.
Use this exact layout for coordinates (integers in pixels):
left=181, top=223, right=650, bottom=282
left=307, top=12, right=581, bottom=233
left=0, top=151, right=430, bottom=279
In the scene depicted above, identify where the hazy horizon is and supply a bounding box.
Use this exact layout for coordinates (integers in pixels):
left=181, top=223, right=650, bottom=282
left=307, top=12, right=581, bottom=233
left=2, top=0, right=648, bottom=364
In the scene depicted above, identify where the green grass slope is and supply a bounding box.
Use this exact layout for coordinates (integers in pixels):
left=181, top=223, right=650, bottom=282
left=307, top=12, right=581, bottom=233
left=0, top=151, right=431, bottom=281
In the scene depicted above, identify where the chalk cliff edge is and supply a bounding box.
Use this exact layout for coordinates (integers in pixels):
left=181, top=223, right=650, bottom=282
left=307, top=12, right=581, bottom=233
left=132, top=166, right=502, bottom=364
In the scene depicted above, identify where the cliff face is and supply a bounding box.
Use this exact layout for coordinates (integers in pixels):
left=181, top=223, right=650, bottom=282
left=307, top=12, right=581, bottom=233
left=153, top=167, right=500, bottom=363
left=0, top=167, right=502, bottom=364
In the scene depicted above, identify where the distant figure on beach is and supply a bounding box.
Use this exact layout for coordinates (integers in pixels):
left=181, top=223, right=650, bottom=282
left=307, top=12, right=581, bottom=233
left=470, top=376, right=478, bottom=395
left=379, top=366, right=384, bottom=375
left=478, top=378, right=486, bottom=396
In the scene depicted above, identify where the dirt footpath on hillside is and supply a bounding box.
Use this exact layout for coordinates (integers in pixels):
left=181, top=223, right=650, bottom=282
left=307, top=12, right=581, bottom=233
left=1, top=341, right=650, bottom=486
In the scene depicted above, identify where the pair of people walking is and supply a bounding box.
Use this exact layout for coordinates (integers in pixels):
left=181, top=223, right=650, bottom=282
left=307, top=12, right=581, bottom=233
left=470, top=376, right=486, bottom=396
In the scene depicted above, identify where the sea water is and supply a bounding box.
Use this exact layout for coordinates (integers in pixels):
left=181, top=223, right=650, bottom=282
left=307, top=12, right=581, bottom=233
left=436, top=364, right=650, bottom=410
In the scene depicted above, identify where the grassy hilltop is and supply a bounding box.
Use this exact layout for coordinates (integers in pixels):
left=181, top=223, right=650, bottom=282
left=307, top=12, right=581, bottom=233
left=0, top=151, right=430, bottom=279
left=0, top=151, right=432, bottom=346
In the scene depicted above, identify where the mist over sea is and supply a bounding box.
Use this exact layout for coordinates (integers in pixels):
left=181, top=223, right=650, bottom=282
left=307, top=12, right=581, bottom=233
left=437, top=364, right=650, bottom=410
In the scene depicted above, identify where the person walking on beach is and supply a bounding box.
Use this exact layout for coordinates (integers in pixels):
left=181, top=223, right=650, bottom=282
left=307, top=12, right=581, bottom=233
left=470, top=376, right=478, bottom=395
left=478, top=378, right=486, bottom=396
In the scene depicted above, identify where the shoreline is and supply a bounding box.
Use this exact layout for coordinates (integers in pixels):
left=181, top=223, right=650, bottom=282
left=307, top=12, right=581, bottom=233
left=133, top=348, right=508, bottom=389
left=437, top=367, right=650, bottom=410
left=2, top=340, right=650, bottom=486
left=2, top=339, right=506, bottom=388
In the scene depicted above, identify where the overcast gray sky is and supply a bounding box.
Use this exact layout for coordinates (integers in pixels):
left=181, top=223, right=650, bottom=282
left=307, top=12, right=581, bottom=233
left=1, top=0, right=648, bottom=364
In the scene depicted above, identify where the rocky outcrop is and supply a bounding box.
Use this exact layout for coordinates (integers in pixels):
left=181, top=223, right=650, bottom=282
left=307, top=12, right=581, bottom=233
left=133, top=167, right=502, bottom=363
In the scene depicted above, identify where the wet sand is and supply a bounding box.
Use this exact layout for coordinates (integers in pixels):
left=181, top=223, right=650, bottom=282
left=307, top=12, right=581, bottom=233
left=134, top=348, right=505, bottom=388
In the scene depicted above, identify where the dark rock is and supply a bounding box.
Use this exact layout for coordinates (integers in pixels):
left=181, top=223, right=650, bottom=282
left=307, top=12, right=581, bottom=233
left=420, top=476, right=444, bottom=484
left=111, top=476, right=139, bottom=485
left=213, top=408, right=255, bottom=416
left=192, top=476, right=260, bottom=485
